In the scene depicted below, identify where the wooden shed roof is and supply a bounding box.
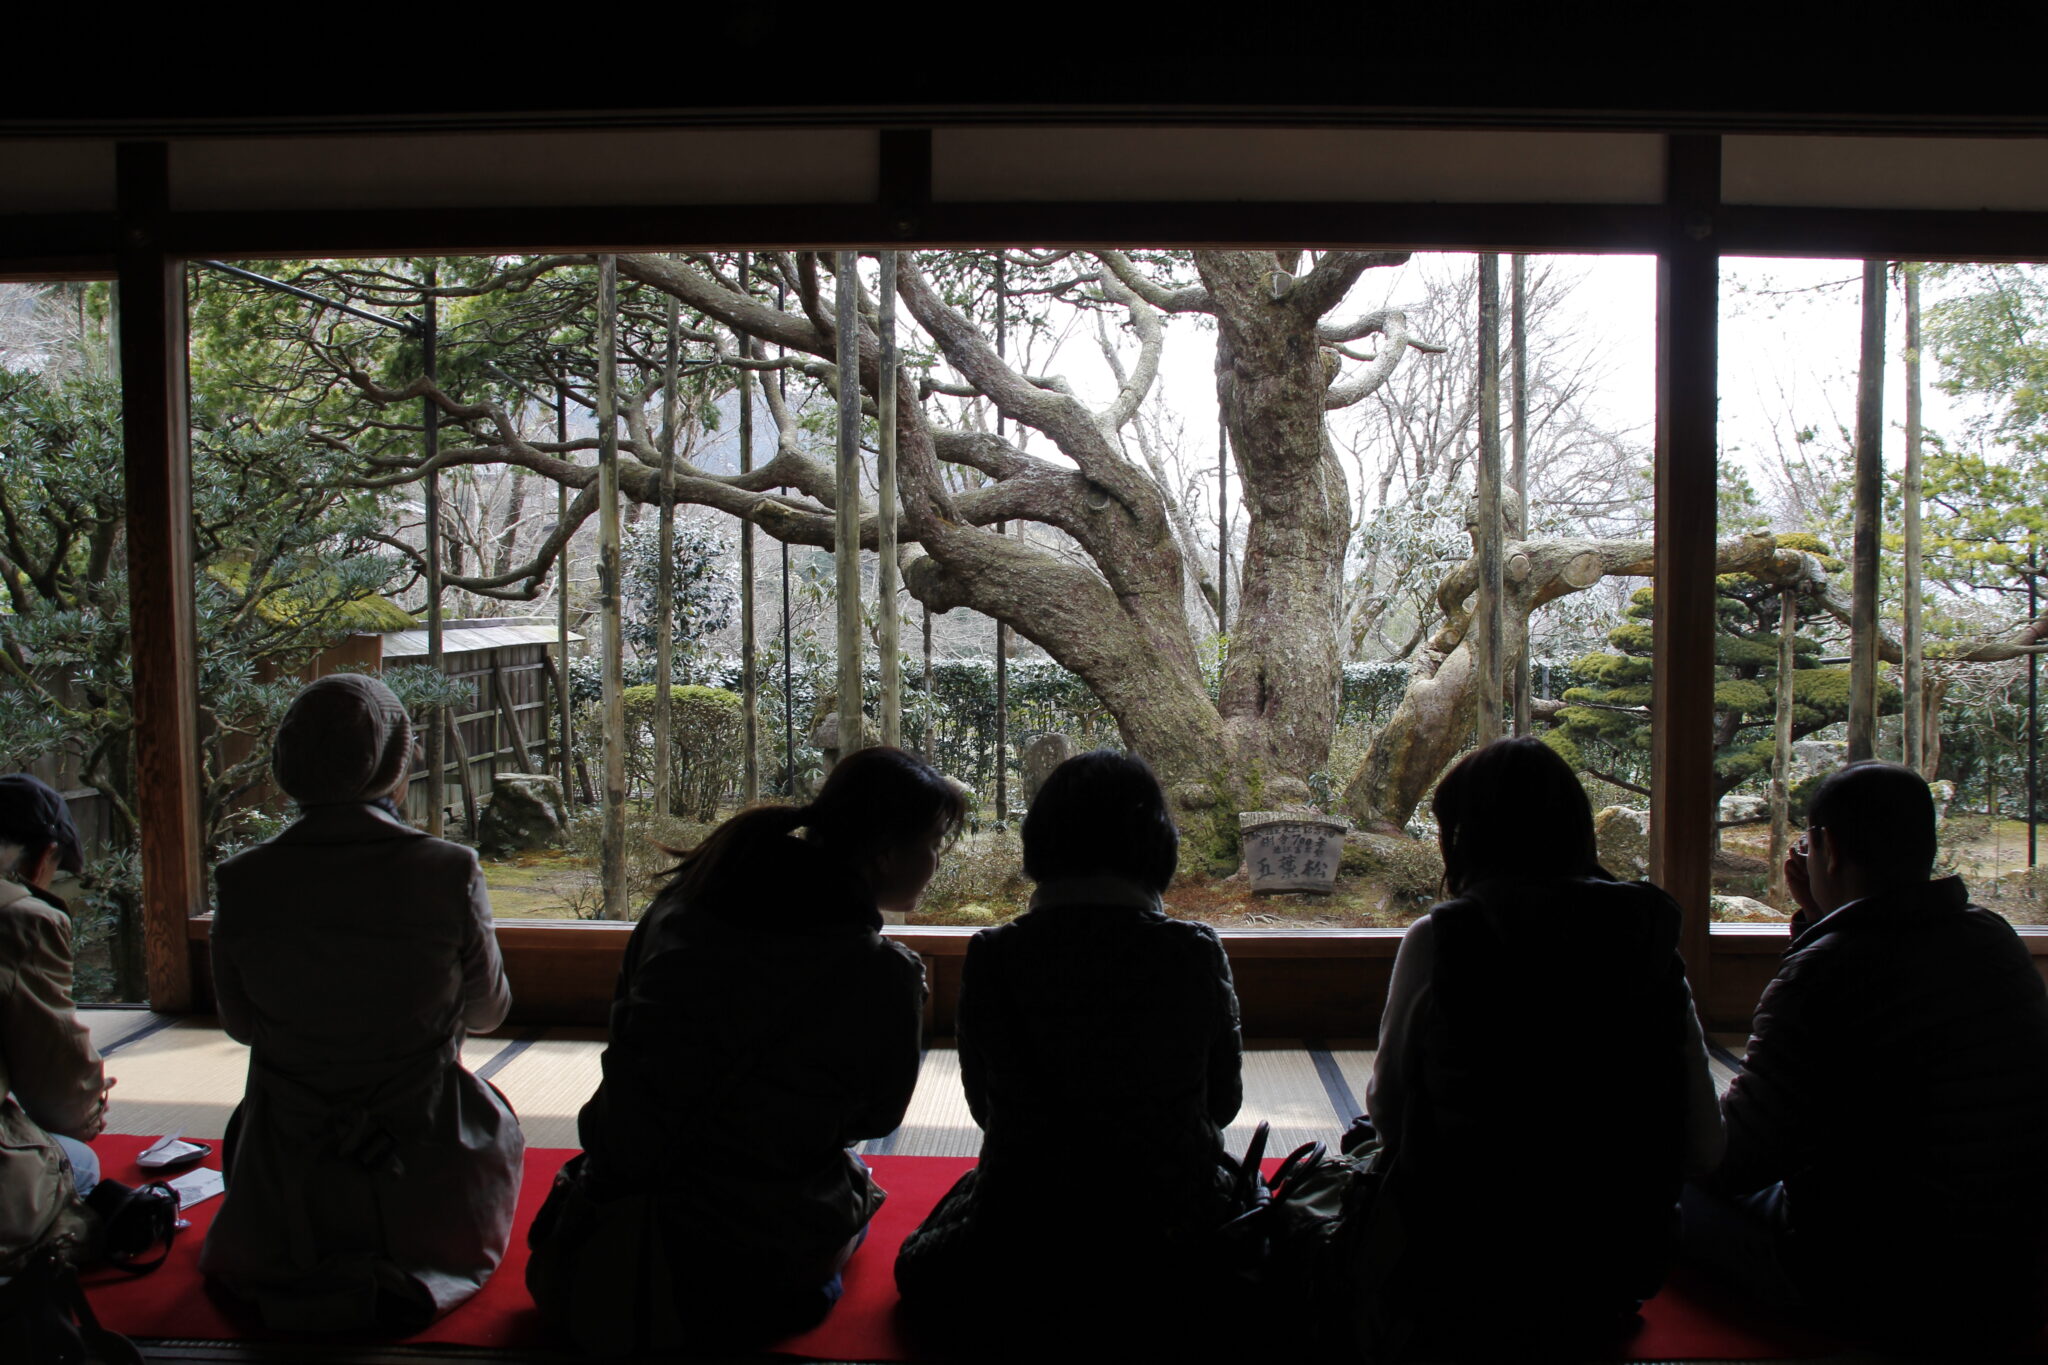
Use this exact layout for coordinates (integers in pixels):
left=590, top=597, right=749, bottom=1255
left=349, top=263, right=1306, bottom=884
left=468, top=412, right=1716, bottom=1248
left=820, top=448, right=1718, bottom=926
left=378, top=617, right=582, bottom=660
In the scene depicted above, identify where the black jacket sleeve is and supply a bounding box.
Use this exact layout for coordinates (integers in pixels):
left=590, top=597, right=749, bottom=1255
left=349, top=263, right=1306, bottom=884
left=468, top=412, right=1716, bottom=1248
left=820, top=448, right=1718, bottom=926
left=1712, top=946, right=1829, bottom=1197
left=1201, top=926, right=1244, bottom=1129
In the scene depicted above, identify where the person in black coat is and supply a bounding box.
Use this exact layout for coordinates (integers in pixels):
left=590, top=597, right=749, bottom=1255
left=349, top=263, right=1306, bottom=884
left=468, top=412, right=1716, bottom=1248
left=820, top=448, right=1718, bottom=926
left=1684, top=760, right=2048, bottom=1351
left=526, top=747, right=965, bottom=1356
left=1361, top=738, right=1722, bottom=1360
left=895, top=750, right=1244, bottom=1354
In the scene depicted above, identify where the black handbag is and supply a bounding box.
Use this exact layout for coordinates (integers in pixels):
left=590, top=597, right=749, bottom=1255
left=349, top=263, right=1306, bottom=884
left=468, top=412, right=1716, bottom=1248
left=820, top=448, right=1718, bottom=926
left=0, top=1248, right=144, bottom=1365
left=1217, top=1120, right=1415, bottom=1359
left=82, top=1180, right=180, bottom=1275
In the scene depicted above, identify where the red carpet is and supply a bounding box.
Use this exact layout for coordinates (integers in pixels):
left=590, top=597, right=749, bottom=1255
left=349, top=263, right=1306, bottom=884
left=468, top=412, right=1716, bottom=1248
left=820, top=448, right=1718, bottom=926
left=76, top=1134, right=2014, bottom=1361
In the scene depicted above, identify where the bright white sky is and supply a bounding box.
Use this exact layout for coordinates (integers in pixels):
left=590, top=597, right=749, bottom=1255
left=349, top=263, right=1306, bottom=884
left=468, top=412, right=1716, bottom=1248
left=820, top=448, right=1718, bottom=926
left=990, top=251, right=1977, bottom=531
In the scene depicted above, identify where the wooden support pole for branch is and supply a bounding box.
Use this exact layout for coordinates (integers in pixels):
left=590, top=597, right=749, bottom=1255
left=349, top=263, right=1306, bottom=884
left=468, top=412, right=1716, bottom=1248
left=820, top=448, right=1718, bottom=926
left=1770, top=589, right=1798, bottom=904
left=878, top=250, right=903, bottom=748
left=834, top=251, right=866, bottom=759
left=422, top=267, right=445, bottom=836
left=597, top=255, right=628, bottom=919
left=653, top=292, right=678, bottom=818
left=117, top=143, right=199, bottom=1011
left=1652, top=134, right=1721, bottom=1004
left=555, top=375, right=574, bottom=806
left=1474, top=254, right=1505, bottom=746
left=737, top=251, right=759, bottom=803
left=1848, top=259, right=1887, bottom=764
left=1903, top=264, right=1926, bottom=776
left=1510, top=253, right=1531, bottom=738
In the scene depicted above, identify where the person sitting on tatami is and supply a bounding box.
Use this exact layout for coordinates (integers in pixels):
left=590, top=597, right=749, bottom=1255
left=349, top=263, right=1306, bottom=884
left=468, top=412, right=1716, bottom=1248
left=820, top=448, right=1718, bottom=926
left=1685, top=760, right=2048, bottom=1350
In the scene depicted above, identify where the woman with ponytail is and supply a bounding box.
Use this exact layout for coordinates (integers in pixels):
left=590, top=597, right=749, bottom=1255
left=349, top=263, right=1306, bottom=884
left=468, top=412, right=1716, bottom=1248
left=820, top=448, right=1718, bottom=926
left=527, top=746, right=964, bottom=1355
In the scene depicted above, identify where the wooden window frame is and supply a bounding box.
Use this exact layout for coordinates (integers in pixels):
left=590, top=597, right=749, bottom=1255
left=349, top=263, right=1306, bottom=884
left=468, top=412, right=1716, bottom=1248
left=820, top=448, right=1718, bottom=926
left=8, top=125, right=2048, bottom=1032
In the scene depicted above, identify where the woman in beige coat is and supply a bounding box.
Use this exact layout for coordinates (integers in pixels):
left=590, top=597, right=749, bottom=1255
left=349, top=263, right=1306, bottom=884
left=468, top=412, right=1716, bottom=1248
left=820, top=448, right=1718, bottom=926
left=201, top=674, right=523, bottom=1333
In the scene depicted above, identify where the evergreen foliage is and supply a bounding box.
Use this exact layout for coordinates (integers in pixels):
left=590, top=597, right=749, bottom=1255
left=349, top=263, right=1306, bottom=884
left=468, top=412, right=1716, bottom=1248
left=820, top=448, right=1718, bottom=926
left=1554, top=552, right=1900, bottom=800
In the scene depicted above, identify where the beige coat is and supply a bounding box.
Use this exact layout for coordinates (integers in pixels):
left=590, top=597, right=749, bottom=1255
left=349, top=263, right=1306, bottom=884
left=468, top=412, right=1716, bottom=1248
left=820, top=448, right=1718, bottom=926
left=200, top=803, right=523, bottom=1332
left=0, top=879, right=104, bottom=1270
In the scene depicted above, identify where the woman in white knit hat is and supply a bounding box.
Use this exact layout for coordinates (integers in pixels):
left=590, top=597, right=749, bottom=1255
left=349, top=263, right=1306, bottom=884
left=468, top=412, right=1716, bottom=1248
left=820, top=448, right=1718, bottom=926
left=200, top=673, right=524, bottom=1333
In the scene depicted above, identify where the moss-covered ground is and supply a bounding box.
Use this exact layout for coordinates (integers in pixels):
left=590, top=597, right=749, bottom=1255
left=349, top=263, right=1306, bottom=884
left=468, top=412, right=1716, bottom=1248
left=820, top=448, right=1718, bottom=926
left=481, top=806, right=2048, bottom=930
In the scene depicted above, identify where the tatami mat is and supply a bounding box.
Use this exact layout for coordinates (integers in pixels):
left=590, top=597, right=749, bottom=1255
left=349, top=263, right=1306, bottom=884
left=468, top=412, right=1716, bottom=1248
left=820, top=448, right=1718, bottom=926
left=99, top=1017, right=249, bottom=1140
left=865, top=1047, right=979, bottom=1157
left=85, top=1021, right=1376, bottom=1162
left=1221, top=1048, right=1349, bottom=1157
left=480, top=1028, right=608, bottom=1149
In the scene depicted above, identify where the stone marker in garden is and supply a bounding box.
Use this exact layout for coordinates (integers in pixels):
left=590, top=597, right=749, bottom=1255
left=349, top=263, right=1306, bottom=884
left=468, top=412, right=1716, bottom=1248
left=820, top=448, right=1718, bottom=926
left=1239, top=811, right=1349, bottom=894
left=1021, top=733, right=1074, bottom=804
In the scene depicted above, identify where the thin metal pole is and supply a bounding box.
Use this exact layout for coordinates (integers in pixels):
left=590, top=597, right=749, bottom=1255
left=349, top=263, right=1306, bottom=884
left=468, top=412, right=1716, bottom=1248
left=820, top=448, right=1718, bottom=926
left=994, top=253, right=1009, bottom=822
left=737, top=252, right=759, bottom=803
left=1903, top=264, right=1926, bottom=776
left=654, top=293, right=678, bottom=817
left=1509, top=253, right=1531, bottom=737
left=922, top=605, right=934, bottom=761
left=597, top=255, right=627, bottom=919
left=1848, top=262, right=1886, bottom=762
left=197, top=260, right=412, bottom=333
left=2032, top=549, right=2039, bottom=868
left=555, top=375, right=573, bottom=804
left=1474, top=254, right=1505, bottom=746
left=877, top=251, right=902, bottom=748
left=422, top=265, right=445, bottom=836
left=833, top=252, right=866, bottom=759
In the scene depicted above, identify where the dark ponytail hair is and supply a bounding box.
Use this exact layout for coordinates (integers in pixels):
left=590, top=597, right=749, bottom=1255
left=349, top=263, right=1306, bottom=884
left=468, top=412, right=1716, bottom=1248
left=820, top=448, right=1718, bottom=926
left=1432, top=737, right=1598, bottom=897
left=661, top=746, right=966, bottom=906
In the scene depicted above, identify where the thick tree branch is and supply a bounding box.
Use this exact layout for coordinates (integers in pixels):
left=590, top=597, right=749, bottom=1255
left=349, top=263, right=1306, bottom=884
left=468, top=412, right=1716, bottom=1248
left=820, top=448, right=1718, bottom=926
left=1324, top=311, right=1450, bottom=409
left=1286, top=251, right=1412, bottom=319
left=1095, top=251, right=1213, bottom=314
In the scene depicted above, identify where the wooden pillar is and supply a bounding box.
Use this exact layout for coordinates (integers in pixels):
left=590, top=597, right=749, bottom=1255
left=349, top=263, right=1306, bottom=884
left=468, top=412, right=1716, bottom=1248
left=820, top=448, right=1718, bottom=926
left=1770, top=589, right=1798, bottom=904
left=1652, top=135, right=1722, bottom=1000
left=555, top=374, right=574, bottom=805
left=1902, top=265, right=1926, bottom=776
left=422, top=270, right=445, bottom=836
left=1218, top=413, right=1230, bottom=635
left=1474, top=254, right=1505, bottom=746
left=1509, top=253, right=1532, bottom=737
left=736, top=252, right=760, bottom=803
left=596, top=256, right=627, bottom=919
left=993, top=254, right=1010, bottom=821
left=654, top=293, right=678, bottom=819
left=1847, top=260, right=1887, bottom=763
left=877, top=251, right=902, bottom=748
left=116, top=143, right=199, bottom=1012
left=834, top=252, right=866, bottom=758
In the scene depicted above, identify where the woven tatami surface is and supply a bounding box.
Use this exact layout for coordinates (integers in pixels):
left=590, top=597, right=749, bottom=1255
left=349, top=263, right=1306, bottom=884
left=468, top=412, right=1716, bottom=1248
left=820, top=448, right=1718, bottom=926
left=84, top=1012, right=1827, bottom=1363
left=82, top=1010, right=1464, bottom=1156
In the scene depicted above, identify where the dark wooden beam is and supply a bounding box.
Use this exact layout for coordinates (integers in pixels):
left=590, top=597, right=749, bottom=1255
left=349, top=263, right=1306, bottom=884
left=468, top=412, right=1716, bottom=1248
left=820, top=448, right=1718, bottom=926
left=0, top=213, right=120, bottom=280
left=1650, top=134, right=1722, bottom=1003
left=16, top=200, right=2048, bottom=283
left=116, top=143, right=202, bottom=1012
left=142, top=202, right=1668, bottom=261
left=878, top=128, right=932, bottom=240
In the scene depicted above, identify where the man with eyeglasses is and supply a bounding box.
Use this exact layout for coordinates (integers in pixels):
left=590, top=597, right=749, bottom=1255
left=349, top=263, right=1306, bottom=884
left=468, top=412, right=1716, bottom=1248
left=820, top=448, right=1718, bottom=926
left=1682, top=760, right=2048, bottom=1350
